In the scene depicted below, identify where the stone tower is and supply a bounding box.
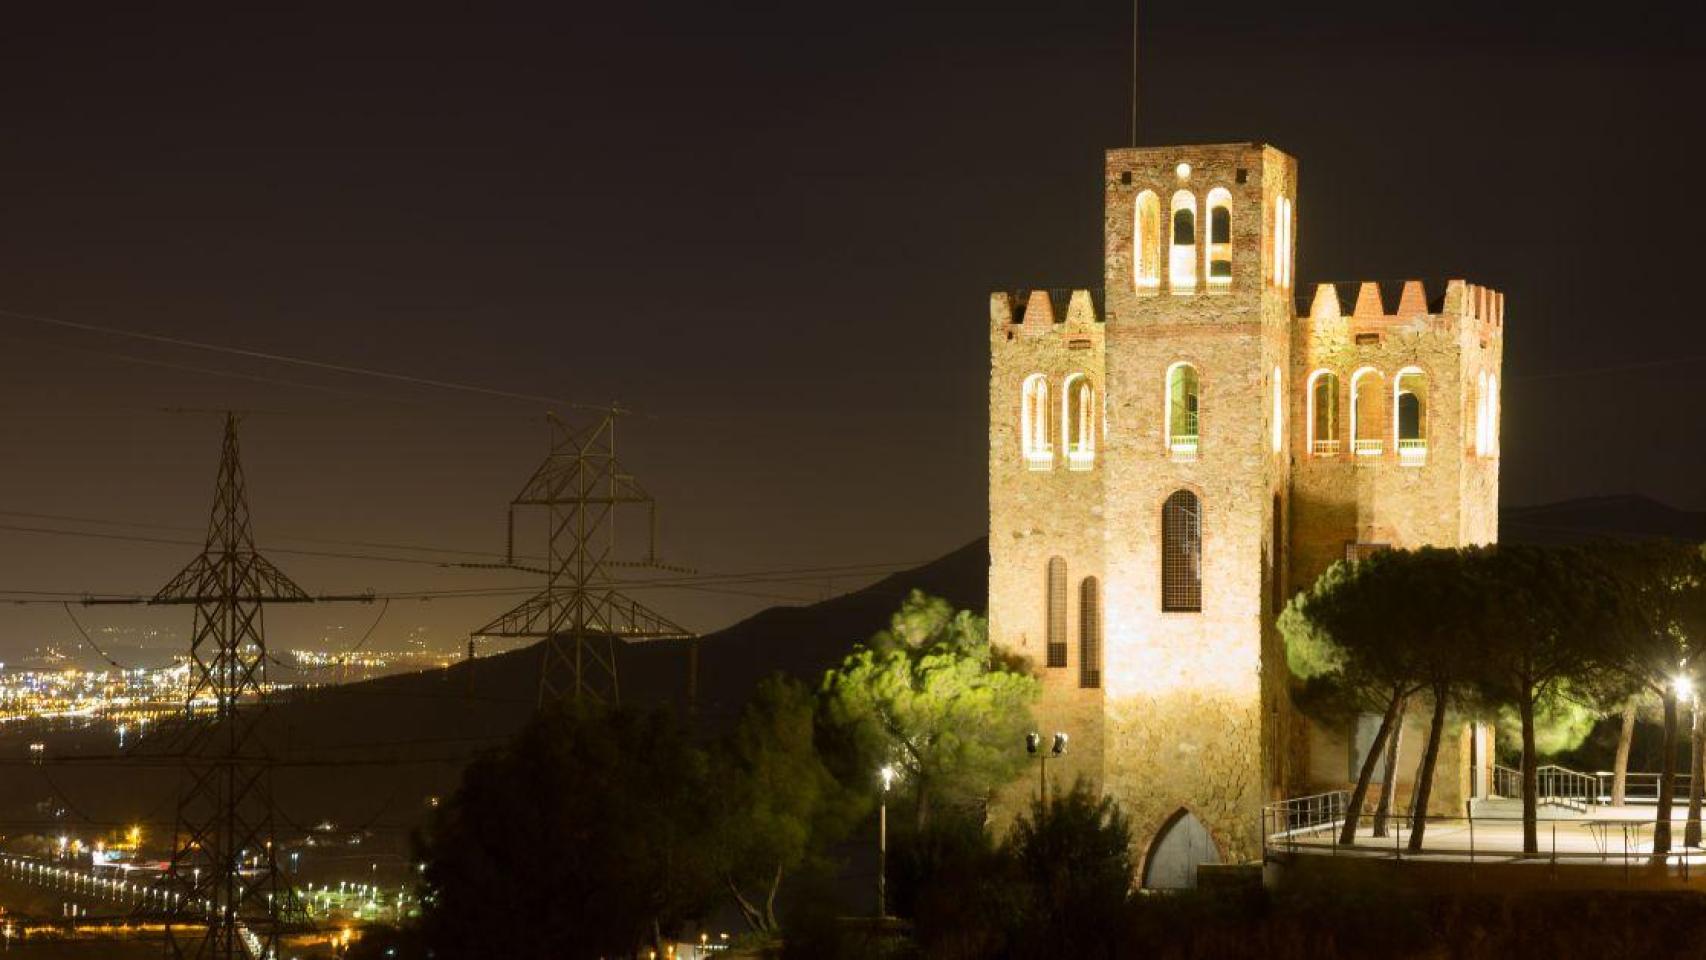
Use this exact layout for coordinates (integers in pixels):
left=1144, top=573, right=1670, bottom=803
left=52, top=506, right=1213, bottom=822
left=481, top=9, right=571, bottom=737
left=987, top=142, right=1503, bottom=886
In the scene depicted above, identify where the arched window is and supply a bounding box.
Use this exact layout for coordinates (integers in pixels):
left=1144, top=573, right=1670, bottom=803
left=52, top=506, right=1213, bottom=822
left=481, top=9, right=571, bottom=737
left=1165, top=362, right=1200, bottom=459
left=1270, top=365, right=1283, bottom=453
left=1078, top=577, right=1102, bottom=688
left=1021, top=374, right=1051, bottom=468
left=1307, top=370, right=1340, bottom=456
left=1162, top=490, right=1203, bottom=612
left=1475, top=371, right=1490, bottom=457
left=1206, top=188, right=1232, bottom=284
left=1488, top=374, right=1500, bottom=457
left=1272, top=195, right=1294, bottom=288
left=1046, top=557, right=1067, bottom=668
left=1350, top=366, right=1383, bottom=457
left=1394, top=367, right=1428, bottom=465
left=1134, top=190, right=1161, bottom=290
left=1170, top=190, right=1197, bottom=291
left=1063, top=374, right=1096, bottom=470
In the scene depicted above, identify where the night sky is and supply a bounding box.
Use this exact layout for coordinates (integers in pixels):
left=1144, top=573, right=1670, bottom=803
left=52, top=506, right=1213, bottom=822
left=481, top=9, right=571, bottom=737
left=0, top=2, right=1701, bottom=660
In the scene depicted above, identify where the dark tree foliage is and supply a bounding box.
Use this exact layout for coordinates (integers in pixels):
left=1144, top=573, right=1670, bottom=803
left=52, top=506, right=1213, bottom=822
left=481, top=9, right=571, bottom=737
left=705, top=674, right=861, bottom=935
left=417, top=705, right=718, bottom=960
left=1466, top=544, right=1637, bottom=855
left=1002, top=779, right=1134, bottom=960
left=1591, top=539, right=1706, bottom=853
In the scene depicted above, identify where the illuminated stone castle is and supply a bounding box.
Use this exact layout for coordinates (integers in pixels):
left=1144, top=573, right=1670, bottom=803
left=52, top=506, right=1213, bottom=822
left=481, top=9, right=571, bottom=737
left=987, top=142, right=1504, bottom=886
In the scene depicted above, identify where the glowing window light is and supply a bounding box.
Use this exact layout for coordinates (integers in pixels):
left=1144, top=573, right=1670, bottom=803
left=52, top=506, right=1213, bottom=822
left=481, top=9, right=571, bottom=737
left=1062, top=374, right=1096, bottom=469
left=1134, top=190, right=1162, bottom=290
left=1349, top=366, right=1383, bottom=457
left=1021, top=374, right=1052, bottom=469
left=1169, top=190, right=1197, bottom=292
left=1164, top=362, right=1200, bottom=459
left=1475, top=371, right=1489, bottom=457
left=1273, top=195, right=1294, bottom=288
left=1394, top=366, right=1428, bottom=465
left=1206, top=187, right=1233, bottom=285
left=1488, top=373, right=1500, bottom=457
left=1307, top=369, right=1340, bottom=456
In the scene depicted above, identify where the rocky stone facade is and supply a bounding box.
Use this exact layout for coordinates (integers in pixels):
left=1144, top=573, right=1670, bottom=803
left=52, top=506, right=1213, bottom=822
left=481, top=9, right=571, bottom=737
left=987, top=142, right=1503, bottom=882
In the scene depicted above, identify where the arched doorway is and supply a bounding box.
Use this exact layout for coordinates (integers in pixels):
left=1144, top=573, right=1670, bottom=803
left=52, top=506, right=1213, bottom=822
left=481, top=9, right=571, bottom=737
left=1141, top=809, right=1221, bottom=889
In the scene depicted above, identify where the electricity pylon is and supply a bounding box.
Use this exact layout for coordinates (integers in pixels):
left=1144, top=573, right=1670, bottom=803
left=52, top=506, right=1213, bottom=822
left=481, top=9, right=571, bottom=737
left=152, top=414, right=309, bottom=960
left=474, top=410, right=691, bottom=708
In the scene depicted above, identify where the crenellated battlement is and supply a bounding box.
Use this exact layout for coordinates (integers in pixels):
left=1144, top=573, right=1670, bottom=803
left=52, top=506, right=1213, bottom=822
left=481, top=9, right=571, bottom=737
left=1303, top=279, right=1504, bottom=329
left=990, top=288, right=1104, bottom=332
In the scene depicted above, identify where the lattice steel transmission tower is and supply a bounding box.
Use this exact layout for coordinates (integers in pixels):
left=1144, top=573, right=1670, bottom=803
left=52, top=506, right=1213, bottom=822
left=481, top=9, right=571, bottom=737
left=153, top=414, right=310, bottom=960
left=474, top=410, right=691, bottom=707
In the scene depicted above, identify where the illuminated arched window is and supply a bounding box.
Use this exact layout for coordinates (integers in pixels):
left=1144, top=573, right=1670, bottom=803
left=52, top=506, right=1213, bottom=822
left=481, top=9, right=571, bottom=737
left=1207, top=188, right=1232, bottom=285
left=1162, top=490, right=1203, bottom=612
left=1021, top=374, right=1052, bottom=468
left=1350, top=366, right=1383, bottom=457
left=1475, top=371, right=1490, bottom=457
left=1270, top=365, right=1283, bottom=453
left=1273, top=195, right=1293, bottom=288
left=1165, top=362, right=1200, bottom=459
left=1394, top=367, right=1428, bottom=465
left=1079, top=577, right=1101, bottom=689
left=1046, top=557, right=1067, bottom=668
left=1135, top=190, right=1162, bottom=290
left=1488, top=374, right=1500, bottom=457
left=1063, top=374, right=1096, bottom=470
left=1307, top=370, right=1340, bottom=456
left=1170, top=190, right=1197, bottom=291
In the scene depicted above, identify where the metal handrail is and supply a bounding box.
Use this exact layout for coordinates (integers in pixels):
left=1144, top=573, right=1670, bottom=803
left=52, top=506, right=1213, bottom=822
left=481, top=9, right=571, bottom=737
left=1492, top=763, right=1598, bottom=812
left=1262, top=808, right=1706, bottom=883
left=1594, top=771, right=1696, bottom=805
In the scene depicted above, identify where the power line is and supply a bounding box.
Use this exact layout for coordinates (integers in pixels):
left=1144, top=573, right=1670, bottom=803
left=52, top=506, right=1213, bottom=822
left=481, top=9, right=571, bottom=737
left=0, top=305, right=611, bottom=412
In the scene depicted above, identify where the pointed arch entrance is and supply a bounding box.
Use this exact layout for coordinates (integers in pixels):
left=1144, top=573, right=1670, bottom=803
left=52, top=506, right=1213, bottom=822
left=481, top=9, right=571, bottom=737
left=1141, top=808, right=1221, bottom=889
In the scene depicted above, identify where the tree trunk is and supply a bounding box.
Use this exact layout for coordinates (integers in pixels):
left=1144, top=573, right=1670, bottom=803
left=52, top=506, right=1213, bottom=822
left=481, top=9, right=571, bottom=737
left=763, top=862, right=783, bottom=931
left=1613, top=698, right=1638, bottom=806
left=727, top=877, right=769, bottom=933
left=1339, top=689, right=1403, bottom=847
left=1688, top=700, right=1704, bottom=847
left=1407, top=685, right=1450, bottom=853
left=1373, top=696, right=1408, bottom=838
left=1654, top=691, right=1678, bottom=857
left=1519, top=692, right=1539, bottom=857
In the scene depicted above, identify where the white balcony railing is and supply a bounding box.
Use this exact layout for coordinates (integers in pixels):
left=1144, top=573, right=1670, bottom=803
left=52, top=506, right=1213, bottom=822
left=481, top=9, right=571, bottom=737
left=1169, top=436, right=1199, bottom=460
left=1353, top=438, right=1383, bottom=457
left=1397, top=438, right=1427, bottom=465
left=1311, top=439, right=1340, bottom=457
left=1066, top=447, right=1095, bottom=471
left=1024, top=448, right=1054, bottom=472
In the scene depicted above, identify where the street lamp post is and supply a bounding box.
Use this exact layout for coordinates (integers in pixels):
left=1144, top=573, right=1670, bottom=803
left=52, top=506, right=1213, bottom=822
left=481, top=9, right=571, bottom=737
left=877, top=764, right=894, bottom=920
left=1026, top=731, right=1069, bottom=809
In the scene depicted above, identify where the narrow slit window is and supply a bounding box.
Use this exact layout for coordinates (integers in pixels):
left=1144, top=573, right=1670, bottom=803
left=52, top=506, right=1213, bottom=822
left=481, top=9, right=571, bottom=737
left=1078, top=577, right=1101, bottom=688
left=1046, top=557, right=1067, bottom=668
